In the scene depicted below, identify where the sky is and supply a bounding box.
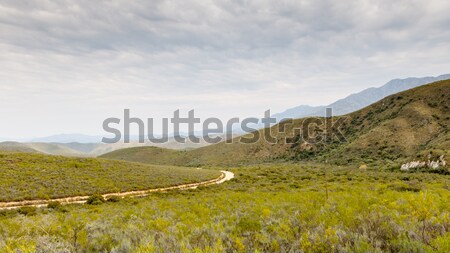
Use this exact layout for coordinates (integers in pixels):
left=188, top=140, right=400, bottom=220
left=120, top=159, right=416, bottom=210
left=0, top=0, right=449, bottom=139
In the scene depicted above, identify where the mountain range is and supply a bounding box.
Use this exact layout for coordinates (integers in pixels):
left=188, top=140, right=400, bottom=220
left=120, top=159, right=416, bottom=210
left=273, top=74, right=450, bottom=120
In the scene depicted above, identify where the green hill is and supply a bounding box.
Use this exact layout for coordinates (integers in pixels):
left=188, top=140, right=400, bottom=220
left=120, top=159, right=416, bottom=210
left=0, top=152, right=221, bottom=202
left=100, top=146, right=193, bottom=165
left=101, top=79, right=450, bottom=167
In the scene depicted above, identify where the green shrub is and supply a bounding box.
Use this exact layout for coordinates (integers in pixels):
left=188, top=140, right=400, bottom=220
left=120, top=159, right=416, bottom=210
left=106, top=195, right=121, bottom=203
left=388, top=182, right=421, bottom=192
left=237, top=216, right=262, bottom=234
left=47, top=201, right=62, bottom=209
left=86, top=194, right=105, bottom=205
left=17, top=206, right=37, bottom=216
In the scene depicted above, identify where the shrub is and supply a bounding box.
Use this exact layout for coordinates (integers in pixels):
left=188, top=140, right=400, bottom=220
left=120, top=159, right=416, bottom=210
left=47, top=201, right=62, bottom=209
left=106, top=195, right=121, bottom=203
left=17, top=206, right=37, bottom=216
left=0, top=209, right=16, bottom=218
left=237, top=216, right=262, bottom=234
left=86, top=194, right=105, bottom=205
left=388, top=182, right=421, bottom=192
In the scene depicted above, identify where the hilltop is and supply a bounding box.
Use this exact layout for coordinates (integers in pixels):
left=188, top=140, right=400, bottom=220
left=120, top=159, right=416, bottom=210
left=101, top=79, right=450, bottom=167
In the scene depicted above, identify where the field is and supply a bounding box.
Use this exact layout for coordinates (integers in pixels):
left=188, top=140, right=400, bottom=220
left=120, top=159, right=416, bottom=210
left=0, top=152, right=221, bottom=202
left=0, top=163, right=449, bottom=252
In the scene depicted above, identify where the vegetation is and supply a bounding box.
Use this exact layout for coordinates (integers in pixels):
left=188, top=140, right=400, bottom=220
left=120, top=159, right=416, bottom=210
left=0, top=152, right=221, bottom=202
left=46, top=201, right=62, bottom=210
left=0, top=163, right=448, bottom=252
left=86, top=194, right=105, bottom=205
left=101, top=80, right=450, bottom=167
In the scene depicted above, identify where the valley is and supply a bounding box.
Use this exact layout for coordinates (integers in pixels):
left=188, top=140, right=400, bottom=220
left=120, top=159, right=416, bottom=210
left=0, top=79, right=448, bottom=252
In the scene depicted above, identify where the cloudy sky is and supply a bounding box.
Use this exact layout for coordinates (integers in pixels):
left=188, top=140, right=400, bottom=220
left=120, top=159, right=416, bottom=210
left=0, top=0, right=449, bottom=139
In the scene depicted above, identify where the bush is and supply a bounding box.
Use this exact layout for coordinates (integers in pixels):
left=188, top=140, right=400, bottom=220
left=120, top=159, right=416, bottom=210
left=17, top=206, right=37, bottom=216
left=237, top=216, right=262, bottom=234
left=388, top=182, right=421, bottom=192
left=86, top=194, right=105, bottom=205
left=47, top=201, right=62, bottom=209
left=0, top=209, right=16, bottom=218
left=106, top=195, right=121, bottom=203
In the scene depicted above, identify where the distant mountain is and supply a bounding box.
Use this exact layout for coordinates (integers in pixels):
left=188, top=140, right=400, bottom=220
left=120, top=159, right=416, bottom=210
left=30, top=134, right=104, bottom=143
left=273, top=74, right=450, bottom=119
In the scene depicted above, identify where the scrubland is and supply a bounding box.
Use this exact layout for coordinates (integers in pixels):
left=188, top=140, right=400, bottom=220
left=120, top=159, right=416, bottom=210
left=1, top=163, right=448, bottom=252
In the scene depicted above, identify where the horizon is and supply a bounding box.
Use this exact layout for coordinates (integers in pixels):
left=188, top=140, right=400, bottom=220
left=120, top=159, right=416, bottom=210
left=1, top=73, right=449, bottom=142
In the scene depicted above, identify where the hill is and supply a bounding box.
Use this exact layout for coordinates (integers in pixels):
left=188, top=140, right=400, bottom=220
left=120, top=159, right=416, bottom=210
left=0, top=152, right=221, bottom=202
left=0, top=142, right=39, bottom=153
left=101, top=79, right=450, bottom=167
left=100, top=146, right=193, bottom=166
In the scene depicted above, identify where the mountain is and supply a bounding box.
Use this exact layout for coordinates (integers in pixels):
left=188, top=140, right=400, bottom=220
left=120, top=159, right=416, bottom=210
left=273, top=74, right=450, bottom=120
left=101, top=79, right=450, bottom=167
left=30, top=134, right=104, bottom=143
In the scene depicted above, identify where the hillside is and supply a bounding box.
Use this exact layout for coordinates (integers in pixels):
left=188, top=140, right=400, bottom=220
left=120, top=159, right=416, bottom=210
left=102, top=79, right=450, bottom=167
left=0, top=142, right=39, bottom=153
left=100, top=146, right=193, bottom=165
left=0, top=152, right=221, bottom=202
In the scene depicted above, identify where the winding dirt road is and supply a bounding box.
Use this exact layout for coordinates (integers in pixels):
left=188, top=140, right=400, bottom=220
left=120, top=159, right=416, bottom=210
left=0, top=170, right=234, bottom=210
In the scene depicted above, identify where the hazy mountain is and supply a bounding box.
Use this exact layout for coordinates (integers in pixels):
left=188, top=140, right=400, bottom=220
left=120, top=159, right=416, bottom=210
left=30, top=134, right=104, bottom=143
left=273, top=74, right=450, bottom=119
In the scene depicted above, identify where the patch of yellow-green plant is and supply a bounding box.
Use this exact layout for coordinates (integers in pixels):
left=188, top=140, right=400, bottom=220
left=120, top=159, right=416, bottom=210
left=0, top=163, right=448, bottom=252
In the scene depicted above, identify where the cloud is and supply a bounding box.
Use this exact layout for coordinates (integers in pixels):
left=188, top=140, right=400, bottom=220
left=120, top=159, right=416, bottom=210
left=0, top=0, right=449, bottom=137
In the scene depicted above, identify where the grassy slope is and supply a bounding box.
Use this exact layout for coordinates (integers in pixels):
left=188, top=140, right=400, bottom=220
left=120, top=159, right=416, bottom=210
left=101, top=79, right=450, bottom=167
left=0, top=152, right=221, bottom=202
left=100, top=146, right=193, bottom=166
